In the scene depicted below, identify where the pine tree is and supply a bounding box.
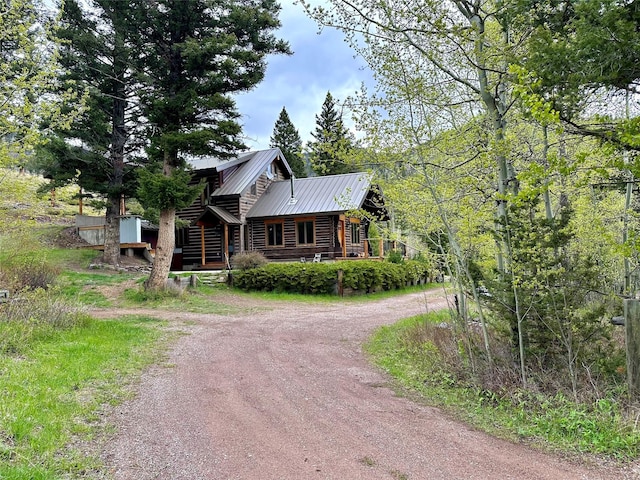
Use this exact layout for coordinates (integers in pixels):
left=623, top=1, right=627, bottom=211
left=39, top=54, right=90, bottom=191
left=138, top=0, right=290, bottom=290
left=308, top=91, right=355, bottom=176
left=270, top=107, right=306, bottom=178
left=38, top=0, right=143, bottom=266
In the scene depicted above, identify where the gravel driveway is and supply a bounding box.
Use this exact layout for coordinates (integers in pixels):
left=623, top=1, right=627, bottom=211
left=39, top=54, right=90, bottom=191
left=93, top=288, right=637, bottom=479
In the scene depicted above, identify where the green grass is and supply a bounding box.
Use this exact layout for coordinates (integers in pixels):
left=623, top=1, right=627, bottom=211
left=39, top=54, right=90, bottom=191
left=44, top=247, right=102, bottom=269
left=56, top=270, right=139, bottom=307
left=365, top=310, right=640, bottom=461
left=0, top=315, right=168, bottom=479
left=122, top=285, right=247, bottom=315
left=227, top=282, right=444, bottom=304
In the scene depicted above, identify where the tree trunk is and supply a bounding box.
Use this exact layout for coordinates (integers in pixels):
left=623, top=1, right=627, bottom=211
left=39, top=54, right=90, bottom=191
left=145, top=206, right=175, bottom=290
left=103, top=197, right=121, bottom=266
left=145, top=155, right=177, bottom=291
left=104, top=14, right=127, bottom=267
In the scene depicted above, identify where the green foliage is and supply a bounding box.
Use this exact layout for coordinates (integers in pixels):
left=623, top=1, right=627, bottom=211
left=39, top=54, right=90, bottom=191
left=479, top=193, right=621, bottom=389
left=270, top=107, right=306, bottom=177
left=230, top=251, right=269, bottom=271
left=233, top=260, right=431, bottom=295
left=367, top=221, right=381, bottom=256
left=233, top=262, right=338, bottom=294
left=308, top=91, right=356, bottom=176
left=138, top=0, right=290, bottom=164
left=366, top=310, right=639, bottom=459
left=507, top=0, right=640, bottom=148
left=385, top=249, right=404, bottom=264
left=137, top=165, right=202, bottom=211
left=0, top=0, right=80, bottom=168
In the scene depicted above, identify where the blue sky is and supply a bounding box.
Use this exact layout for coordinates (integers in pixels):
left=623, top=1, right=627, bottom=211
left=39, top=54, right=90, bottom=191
left=234, top=1, right=374, bottom=150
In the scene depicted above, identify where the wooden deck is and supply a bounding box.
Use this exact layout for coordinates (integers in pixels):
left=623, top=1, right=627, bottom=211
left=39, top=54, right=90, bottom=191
left=81, top=242, right=152, bottom=251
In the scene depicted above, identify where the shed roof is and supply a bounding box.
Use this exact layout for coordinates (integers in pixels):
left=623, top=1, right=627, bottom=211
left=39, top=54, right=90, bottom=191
left=246, top=173, right=373, bottom=218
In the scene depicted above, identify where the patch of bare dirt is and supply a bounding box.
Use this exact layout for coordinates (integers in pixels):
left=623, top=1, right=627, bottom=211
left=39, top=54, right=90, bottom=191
left=52, top=226, right=90, bottom=249
left=92, top=289, right=639, bottom=480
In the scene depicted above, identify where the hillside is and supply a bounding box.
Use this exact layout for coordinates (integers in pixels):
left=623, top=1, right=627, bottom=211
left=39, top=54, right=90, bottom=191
left=0, top=168, right=102, bottom=247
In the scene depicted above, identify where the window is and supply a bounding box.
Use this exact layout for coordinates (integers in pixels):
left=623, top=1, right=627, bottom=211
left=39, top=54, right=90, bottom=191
left=175, top=227, right=190, bottom=247
left=266, top=221, right=283, bottom=247
left=296, top=219, right=315, bottom=245
left=350, top=221, right=361, bottom=245
left=200, top=182, right=211, bottom=206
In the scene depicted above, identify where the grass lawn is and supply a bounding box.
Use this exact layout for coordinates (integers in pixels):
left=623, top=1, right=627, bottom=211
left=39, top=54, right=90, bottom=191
left=0, top=315, right=169, bottom=479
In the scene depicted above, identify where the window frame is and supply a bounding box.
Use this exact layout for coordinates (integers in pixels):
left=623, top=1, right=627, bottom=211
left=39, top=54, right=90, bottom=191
left=296, top=217, right=316, bottom=246
left=265, top=220, right=284, bottom=247
left=350, top=218, right=361, bottom=245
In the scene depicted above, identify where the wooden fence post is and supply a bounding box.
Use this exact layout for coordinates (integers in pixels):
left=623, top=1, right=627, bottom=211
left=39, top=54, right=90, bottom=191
left=625, top=299, right=640, bottom=401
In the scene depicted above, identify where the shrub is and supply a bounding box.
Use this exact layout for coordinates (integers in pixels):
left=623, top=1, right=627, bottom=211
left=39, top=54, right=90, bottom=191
left=0, top=288, right=89, bottom=355
left=233, top=260, right=431, bottom=295
left=0, top=255, right=60, bottom=292
left=386, top=249, right=404, bottom=264
left=231, top=251, right=269, bottom=270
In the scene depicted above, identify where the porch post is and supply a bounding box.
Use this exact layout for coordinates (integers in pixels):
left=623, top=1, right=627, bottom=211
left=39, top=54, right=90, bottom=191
left=379, top=238, right=384, bottom=258
left=223, top=223, right=229, bottom=262
left=200, top=225, right=206, bottom=265
left=364, top=239, right=369, bottom=258
left=341, top=218, right=346, bottom=258
left=239, top=222, right=245, bottom=254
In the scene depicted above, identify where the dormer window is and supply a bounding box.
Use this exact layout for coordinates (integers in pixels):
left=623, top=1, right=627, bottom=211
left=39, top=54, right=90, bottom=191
left=200, top=182, right=211, bottom=206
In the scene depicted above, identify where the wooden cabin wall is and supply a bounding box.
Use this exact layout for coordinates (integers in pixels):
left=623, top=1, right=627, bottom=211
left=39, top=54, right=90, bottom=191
left=248, top=215, right=339, bottom=261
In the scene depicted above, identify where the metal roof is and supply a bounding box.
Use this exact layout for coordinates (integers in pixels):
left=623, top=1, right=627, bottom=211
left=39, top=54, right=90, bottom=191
left=193, top=205, right=242, bottom=225
left=246, top=173, right=373, bottom=218
left=211, top=148, right=293, bottom=197
left=187, top=156, right=233, bottom=171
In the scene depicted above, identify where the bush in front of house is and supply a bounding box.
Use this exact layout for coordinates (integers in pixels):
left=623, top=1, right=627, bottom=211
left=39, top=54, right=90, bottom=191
left=230, top=251, right=269, bottom=270
left=233, top=262, right=338, bottom=294
left=232, top=260, right=432, bottom=295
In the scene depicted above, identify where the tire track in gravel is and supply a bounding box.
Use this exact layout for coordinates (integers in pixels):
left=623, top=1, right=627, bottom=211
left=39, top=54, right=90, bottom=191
left=93, top=288, right=638, bottom=480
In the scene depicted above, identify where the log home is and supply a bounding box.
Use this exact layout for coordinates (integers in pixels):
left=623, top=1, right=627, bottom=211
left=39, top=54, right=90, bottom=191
left=175, top=148, right=386, bottom=269
left=246, top=173, right=387, bottom=262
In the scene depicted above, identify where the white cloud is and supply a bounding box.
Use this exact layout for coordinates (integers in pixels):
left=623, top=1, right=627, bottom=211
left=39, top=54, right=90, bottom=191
left=234, top=0, right=374, bottom=150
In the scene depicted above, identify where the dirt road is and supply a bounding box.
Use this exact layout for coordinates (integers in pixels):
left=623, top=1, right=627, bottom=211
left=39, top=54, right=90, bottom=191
left=95, top=288, right=637, bottom=479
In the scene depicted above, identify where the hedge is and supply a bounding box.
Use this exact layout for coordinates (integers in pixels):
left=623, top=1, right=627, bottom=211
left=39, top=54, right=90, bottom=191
left=231, top=260, right=431, bottom=295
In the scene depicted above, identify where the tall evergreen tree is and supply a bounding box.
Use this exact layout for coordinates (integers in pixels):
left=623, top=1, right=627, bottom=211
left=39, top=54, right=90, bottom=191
left=39, top=0, right=142, bottom=266
left=308, top=91, right=354, bottom=176
left=270, top=107, right=305, bottom=177
left=137, top=0, right=290, bottom=290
